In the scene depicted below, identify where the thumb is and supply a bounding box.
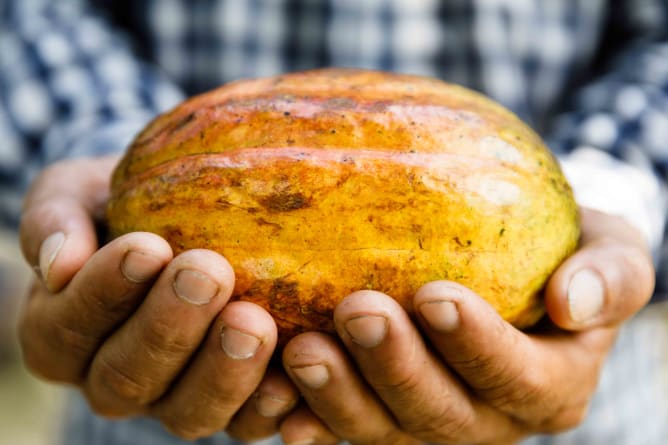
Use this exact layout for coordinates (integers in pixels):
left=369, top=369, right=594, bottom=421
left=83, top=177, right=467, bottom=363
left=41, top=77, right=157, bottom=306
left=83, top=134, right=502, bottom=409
left=19, top=155, right=120, bottom=292
left=544, top=208, right=655, bottom=330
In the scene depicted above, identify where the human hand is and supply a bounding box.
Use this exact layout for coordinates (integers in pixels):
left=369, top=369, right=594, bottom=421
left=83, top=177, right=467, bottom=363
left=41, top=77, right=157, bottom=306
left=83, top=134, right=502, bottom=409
left=277, top=208, right=655, bottom=444
left=18, top=156, right=299, bottom=441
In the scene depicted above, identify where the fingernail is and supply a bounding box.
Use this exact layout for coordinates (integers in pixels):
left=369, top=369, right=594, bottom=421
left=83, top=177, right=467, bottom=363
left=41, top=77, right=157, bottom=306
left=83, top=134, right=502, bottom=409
left=291, top=364, right=329, bottom=389
left=173, top=269, right=218, bottom=305
left=419, top=300, right=460, bottom=332
left=344, top=315, right=388, bottom=348
left=255, top=392, right=291, bottom=417
left=568, top=269, right=605, bottom=323
left=121, top=250, right=164, bottom=283
left=220, top=326, right=261, bottom=359
left=39, top=232, right=65, bottom=283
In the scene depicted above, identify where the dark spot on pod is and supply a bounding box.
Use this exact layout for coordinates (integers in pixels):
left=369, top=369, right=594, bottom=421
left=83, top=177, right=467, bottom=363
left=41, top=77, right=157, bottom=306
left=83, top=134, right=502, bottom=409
left=171, top=111, right=196, bottom=133
left=453, top=236, right=472, bottom=247
left=148, top=201, right=167, bottom=211
left=260, top=192, right=310, bottom=212
left=268, top=279, right=299, bottom=311
left=162, top=225, right=185, bottom=251
left=255, top=217, right=283, bottom=233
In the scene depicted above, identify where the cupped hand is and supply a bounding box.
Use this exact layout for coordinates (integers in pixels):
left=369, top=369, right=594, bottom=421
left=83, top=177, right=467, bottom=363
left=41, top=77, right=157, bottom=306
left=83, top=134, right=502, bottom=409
left=278, top=208, right=655, bottom=445
left=18, top=156, right=299, bottom=441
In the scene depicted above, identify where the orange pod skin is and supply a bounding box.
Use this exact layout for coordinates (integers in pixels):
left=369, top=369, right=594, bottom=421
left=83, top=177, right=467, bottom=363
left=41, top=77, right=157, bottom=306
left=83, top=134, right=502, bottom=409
left=108, top=69, right=580, bottom=342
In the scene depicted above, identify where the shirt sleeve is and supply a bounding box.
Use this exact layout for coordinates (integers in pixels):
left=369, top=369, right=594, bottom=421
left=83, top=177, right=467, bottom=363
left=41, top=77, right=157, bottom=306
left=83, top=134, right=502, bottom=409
left=546, top=0, right=668, bottom=258
left=0, top=0, right=184, bottom=227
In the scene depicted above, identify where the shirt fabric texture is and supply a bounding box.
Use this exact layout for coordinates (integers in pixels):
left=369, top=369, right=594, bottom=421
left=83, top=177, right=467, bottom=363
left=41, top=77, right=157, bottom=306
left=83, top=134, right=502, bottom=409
left=1, top=0, right=668, bottom=444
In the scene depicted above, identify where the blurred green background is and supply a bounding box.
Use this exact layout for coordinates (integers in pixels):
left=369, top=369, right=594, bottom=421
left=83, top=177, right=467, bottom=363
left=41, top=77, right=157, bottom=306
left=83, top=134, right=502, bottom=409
left=0, top=229, right=66, bottom=445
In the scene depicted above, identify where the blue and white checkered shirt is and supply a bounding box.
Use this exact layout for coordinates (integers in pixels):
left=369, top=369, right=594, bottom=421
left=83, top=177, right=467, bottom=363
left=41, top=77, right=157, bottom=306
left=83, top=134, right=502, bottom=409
left=2, top=1, right=668, bottom=444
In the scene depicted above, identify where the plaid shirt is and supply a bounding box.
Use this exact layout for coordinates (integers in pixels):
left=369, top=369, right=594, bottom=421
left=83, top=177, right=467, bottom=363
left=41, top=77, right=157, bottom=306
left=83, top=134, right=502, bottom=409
left=1, top=1, right=668, bottom=444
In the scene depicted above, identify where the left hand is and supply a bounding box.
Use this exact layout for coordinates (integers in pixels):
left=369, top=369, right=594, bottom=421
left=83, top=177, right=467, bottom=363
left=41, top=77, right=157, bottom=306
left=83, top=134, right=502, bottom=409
left=270, top=208, right=654, bottom=445
left=17, top=156, right=301, bottom=442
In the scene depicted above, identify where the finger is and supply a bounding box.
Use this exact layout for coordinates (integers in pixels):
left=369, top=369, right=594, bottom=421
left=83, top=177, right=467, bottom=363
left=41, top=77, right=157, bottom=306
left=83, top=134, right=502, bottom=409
left=334, top=291, right=519, bottom=444
left=283, top=332, right=419, bottom=445
left=153, top=301, right=279, bottom=441
left=20, top=156, right=120, bottom=292
left=414, top=280, right=616, bottom=431
left=225, top=368, right=298, bottom=441
left=84, top=249, right=234, bottom=416
left=545, top=208, right=655, bottom=330
left=280, top=405, right=340, bottom=445
left=19, top=232, right=172, bottom=383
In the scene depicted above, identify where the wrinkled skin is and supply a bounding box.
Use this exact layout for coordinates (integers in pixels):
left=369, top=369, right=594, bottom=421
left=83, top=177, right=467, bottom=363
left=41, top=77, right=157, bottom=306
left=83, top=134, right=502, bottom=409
left=108, top=69, right=580, bottom=342
left=18, top=156, right=654, bottom=444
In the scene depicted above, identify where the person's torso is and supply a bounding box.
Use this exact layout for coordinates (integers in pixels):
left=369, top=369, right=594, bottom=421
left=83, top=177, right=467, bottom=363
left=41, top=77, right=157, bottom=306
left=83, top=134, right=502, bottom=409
left=94, top=0, right=616, bottom=131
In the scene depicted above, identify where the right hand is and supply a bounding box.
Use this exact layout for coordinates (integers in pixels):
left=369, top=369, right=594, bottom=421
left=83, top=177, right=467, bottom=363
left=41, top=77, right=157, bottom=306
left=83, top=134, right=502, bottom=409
left=18, top=156, right=299, bottom=441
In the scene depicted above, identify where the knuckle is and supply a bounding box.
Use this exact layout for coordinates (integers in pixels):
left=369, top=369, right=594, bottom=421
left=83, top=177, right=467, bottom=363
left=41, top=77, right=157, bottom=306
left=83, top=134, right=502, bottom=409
left=50, top=318, right=97, bottom=362
left=387, top=368, right=423, bottom=394
left=449, top=319, right=522, bottom=393
left=451, top=352, right=501, bottom=387
left=374, top=363, right=424, bottom=401
left=379, top=367, right=474, bottom=442
left=92, top=356, right=155, bottom=406
left=71, top=274, right=137, bottom=317
left=19, top=316, right=89, bottom=384
left=402, top=402, right=474, bottom=443
left=140, top=316, right=194, bottom=360
left=448, top=340, right=539, bottom=413
left=484, top=364, right=550, bottom=415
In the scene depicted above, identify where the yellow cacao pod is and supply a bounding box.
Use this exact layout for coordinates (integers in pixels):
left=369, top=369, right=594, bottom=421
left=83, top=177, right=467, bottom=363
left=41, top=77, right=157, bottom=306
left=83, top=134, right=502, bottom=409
left=107, top=69, right=580, bottom=342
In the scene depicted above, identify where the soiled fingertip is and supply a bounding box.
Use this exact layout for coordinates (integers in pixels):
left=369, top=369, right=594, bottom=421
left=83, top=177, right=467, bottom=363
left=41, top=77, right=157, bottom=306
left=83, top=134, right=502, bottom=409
left=218, top=301, right=277, bottom=357
left=254, top=392, right=294, bottom=418
left=414, top=281, right=488, bottom=333
left=220, top=326, right=262, bottom=360
left=120, top=250, right=166, bottom=283
left=108, top=232, right=173, bottom=284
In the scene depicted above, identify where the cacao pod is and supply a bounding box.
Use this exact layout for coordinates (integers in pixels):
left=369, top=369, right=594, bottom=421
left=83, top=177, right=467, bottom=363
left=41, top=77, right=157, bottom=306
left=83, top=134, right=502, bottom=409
left=107, top=69, right=580, bottom=342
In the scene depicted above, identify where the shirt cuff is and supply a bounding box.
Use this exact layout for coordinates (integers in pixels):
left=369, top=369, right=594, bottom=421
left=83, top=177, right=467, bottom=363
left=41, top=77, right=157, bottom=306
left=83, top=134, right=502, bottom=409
left=558, top=147, right=667, bottom=260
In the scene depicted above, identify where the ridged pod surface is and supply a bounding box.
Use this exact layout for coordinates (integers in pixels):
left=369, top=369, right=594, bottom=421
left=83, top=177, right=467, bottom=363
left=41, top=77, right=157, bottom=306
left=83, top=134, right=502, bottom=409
left=108, top=69, right=580, bottom=341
